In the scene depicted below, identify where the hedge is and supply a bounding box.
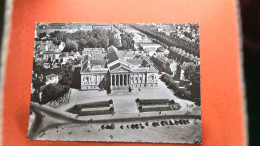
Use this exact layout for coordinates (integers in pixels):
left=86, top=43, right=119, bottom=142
left=76, top=101, right=111, bottom=108
left=79, top=110, right=114, bottom=116
left=139, top=106, right=173, bottom=112
left=137, top=99, right=170, bottom=105
left=66, top=100, right=112, bottom=114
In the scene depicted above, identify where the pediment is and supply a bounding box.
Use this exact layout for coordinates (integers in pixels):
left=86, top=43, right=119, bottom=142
left=110, top=66, right=132, bottom=73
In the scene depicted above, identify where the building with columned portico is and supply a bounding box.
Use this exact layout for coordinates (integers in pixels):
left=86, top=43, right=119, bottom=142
left=80, top=46, right=159, bottom=90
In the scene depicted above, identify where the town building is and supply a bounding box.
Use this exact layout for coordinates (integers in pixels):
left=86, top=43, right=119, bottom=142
left=43, top=73, right=59, bottom=84
left=80, top=46, right=159, bottom=90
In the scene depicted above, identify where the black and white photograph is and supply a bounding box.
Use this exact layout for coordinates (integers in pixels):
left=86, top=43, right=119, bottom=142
left=28, top=23, right=201, bottom=144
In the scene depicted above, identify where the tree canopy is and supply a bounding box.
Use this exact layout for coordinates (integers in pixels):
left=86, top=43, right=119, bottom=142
left=41, top=84, right=64, bottom=104
left=58, top=70, right=74, bottom=87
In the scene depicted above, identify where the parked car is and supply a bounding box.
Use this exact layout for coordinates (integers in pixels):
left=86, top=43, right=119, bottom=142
left=131, top=124, right=135, bottom=129
left=120, top=125, right=124, bottom=129
left=152, top=122, right=157, bottom=127
left=169, top=119, right=174, bottom=125
left=160, top=121, right=165, bottom=126
left=145, top=122, right=149, bottom=126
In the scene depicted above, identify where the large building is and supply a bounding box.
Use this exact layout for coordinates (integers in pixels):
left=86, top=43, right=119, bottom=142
left=80, top=46, right=159, bottom=90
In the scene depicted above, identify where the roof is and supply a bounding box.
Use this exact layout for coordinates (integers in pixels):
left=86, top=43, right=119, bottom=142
left=126, top=59, right=143, bottom=65
left=69, top=51, right=75, bottom=56
left=59, top=52, right=69, bottom=57
left=90, top=59, right=107, bottom=66
left=81, top=61, right=89, bottom=72
left=83, top=48, right=104, bottom=52
left=42, top=67, right=66, bottom=76
left=181, top=62, right=196, bottom=70
left=91, top=53, right=106, bottom=59
left=148, top=66, right=159, bottom=73
left=107, top=46, right=123, bottom=63
left=45, top=73, right=58, bottom=78
left=123, top=51, right=136, bottom=58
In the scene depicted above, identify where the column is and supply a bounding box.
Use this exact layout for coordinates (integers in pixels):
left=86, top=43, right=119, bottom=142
left=137, top=74, right=139, bottom=83
left=122, top=74, right=124, bottom=86
left=96, top=75, right=98, bottom=84
left=119, top=74, right=121, bottom=86
left=110, top=74, right=112, bottom=86
left=115, top=74, right=117, bottom=86
left=129, top=74, right=131, bottom=84
left=126, top=74, right=128, bottom=85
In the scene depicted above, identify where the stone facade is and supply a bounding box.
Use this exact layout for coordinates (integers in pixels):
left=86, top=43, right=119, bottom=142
left=80, top=46, right=159, bottom=90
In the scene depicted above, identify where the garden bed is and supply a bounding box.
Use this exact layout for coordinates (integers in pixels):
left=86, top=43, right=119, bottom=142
left=137, top=99, right=170, bottom=105
left=79, top=109, right=114, bottom=116
left=139, top=106, right=173, bottom=112
left=66, top=100, right=113, bottom=114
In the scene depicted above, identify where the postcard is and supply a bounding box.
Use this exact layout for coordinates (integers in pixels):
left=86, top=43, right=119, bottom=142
left=28, top=23, right=201, bottom=144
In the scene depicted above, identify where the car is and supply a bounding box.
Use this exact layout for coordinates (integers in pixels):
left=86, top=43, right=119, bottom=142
left=106, top=125, right=111, bottom=129
left=179, top=120, right=183, bottom=124
left=152, top=122, right=157, bottom=127
left=160, top=121, right=165, bottom=126
left=186, top=120, right=190, bottom=124
left=126, top=125, right=130, bottom=129
left=145, top=122, right=149, bottom=126
left=140, top=123, right=144, bottom=127
left=165, top=121, right=169, bottom=125
left=110, top=123, right=115, bottom=129
left=169, top=120, right=174, bottom=125
left=120, top=125, right=124, bottom=129
left=135, top=124, right=139, bottom=129
left=131, top=124, right=135, bottom=129
left=101, top=125, right=105, bottom=129
left=156, top=122, right=160, bottom=126
left=174, top=120, right=179, bottom=125
left=141, top=125, right=145, bottom=129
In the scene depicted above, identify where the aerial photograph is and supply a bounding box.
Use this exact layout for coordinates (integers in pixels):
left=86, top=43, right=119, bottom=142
left=28, top=23, right=201, bottom=144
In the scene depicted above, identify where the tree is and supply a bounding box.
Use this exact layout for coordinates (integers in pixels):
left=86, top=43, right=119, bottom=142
left=32, top=78, right=45, bottom=91
left=63, top=39, right=78, bottom=52
left=109, top=37, right=120, bottom=47
left=41, top=84, right=64, bottom=104
left=78, top=38, right=87, bottom=51
left=157, top=47, right=166, bottom=52
left=188, top=66, right=200, bottom=99
left=53, top=36, right=61, bottom=45
left=184, top=65, right=196, bottom=80
left=174, top=64, right=181, bottom=80
left=38, top=32, right=46, bottom=38
left=100, top=36, right=109, bottom=48
left=58, top=70, right=73, bottom=87
left=87, top=38, right=98, bottom=48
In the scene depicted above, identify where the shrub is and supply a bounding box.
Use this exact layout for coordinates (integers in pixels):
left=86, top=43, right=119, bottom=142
left=172, top=103, right=181, bottom=110
left=109, top=107, right=114, bottom=111
left=108, top=99, right=113, bottom=104
left=136, top=98, right=140, bottom=102
left=169, top=99, right=175, bottom=104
